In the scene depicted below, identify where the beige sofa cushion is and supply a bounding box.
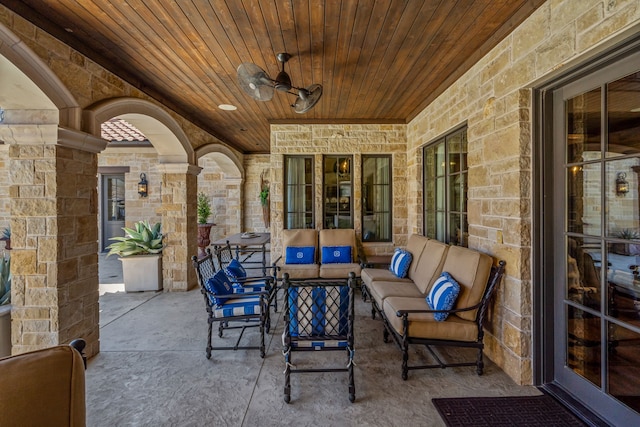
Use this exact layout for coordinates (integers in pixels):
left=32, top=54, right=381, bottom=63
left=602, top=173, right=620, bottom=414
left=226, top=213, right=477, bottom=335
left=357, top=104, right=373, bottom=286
left=405, top=234, right=429, bottom=278
left=440, top=245, right=493, bottom=322
left=361, top=268, right=411, bottom=288
left=318, top=229, right=357, bottom=263
left=383, top=296, right=479, bottom=342
left=282, top=229, right=318, bottom=259
left=369, top=280, right=424, bottom=309
left=411, top=239, right=449, bottom=294
left=279, top=264, right=320, bottom=279
left=319, top=262, right=361, bottom=279
left=0, top=345, right=86, bottom=426
left=278, top=229, right=319, bottom=278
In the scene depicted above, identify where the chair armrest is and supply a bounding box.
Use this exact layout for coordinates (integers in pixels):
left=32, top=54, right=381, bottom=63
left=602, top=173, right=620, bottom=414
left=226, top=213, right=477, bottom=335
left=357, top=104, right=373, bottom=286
left=69, top=339, right=87, bottom=369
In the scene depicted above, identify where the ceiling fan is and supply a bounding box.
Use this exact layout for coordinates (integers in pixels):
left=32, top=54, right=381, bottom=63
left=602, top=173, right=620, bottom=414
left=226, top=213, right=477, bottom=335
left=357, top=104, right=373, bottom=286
left=237, top=53, right=323, bottom=113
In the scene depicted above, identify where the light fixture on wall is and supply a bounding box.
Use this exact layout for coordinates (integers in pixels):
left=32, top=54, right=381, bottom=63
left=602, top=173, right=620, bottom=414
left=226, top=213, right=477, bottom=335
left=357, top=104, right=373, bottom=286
left=338, top=158, right=350, bottom=174
left=616, top=172, right=629, bottom=196
left=138, top=173, right=148, bottom=197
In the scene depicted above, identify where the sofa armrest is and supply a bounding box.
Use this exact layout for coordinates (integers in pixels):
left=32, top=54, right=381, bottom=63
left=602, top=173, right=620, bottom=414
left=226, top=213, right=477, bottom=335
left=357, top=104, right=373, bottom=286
left=395, top=303, right=481, bottom=317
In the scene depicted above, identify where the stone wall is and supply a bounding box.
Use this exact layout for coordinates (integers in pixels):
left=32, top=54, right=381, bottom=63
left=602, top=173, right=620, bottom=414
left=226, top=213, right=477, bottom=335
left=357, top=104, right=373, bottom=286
left=244, top=154, right=272, bottom=234
left=98, top=146, right=163, bottom=249
left=0, top=144, right=9, bottom=247
left=407, top=0, right=640, bottom=384
left=269, top=124, right=407, bottom=259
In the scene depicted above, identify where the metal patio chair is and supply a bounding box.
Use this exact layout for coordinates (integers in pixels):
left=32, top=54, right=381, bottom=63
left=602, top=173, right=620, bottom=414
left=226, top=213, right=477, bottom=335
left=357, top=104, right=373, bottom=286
left=281, top=272, right=356, bottom=403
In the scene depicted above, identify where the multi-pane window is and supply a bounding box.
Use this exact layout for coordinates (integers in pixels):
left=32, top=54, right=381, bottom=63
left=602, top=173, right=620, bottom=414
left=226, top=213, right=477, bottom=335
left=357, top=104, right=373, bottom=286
left=323, top=156, right=353, bottom=229
left=362, top=155, right=392, bottom=241
left=423, top=126, right=468, bottom=246
left=284, top=156, right=314, bottom=229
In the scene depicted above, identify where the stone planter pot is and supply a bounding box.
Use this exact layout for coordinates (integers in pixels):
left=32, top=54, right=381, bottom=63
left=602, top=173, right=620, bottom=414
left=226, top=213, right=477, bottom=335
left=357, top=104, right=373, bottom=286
left=197, top=223, right=214, bottom=258
left=0, top=304, right=11, bottom=357
left=120, top=254, right=163, bottom=292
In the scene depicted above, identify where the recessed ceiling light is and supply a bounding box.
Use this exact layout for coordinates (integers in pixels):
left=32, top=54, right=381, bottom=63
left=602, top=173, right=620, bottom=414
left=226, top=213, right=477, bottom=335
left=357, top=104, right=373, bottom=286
left=218, top=104, right=237, bottom=111
left=65, top=28, right=74, bottom=33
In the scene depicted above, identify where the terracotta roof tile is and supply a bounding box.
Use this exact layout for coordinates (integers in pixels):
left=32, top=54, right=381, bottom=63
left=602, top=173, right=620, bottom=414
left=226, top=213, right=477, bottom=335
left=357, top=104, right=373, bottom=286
left=101, top=118, right=149, bottom=142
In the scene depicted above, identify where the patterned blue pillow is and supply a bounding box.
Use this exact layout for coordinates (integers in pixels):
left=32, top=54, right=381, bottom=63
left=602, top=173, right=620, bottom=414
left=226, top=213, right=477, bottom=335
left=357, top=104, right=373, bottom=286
left=426, top=272, right=461, bottom=321
left=224, top=258, right=247, bottom=280
left=285, top=246, right=315, bottom=264
left=205, top=270, right=234, bottom=306
left=389, top=248, right=412, bottom=278
left=322, top=246, right=352, bottom=264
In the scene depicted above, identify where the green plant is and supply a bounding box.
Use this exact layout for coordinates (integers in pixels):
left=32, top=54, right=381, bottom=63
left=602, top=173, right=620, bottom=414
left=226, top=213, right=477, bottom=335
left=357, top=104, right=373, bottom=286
left=197, top=192, right=212, bottom=224
left=106, top=220, right=164, bottom=257
left=0, top=254, right=10, bottom=306
left=260, top=187, right=269, bottom=206
left=616, top=229, right=640, bottom=240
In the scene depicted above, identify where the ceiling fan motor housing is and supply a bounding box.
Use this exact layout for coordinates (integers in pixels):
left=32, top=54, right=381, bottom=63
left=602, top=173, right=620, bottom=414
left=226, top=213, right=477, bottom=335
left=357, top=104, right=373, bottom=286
left=274, top=70, right=292, bottom=91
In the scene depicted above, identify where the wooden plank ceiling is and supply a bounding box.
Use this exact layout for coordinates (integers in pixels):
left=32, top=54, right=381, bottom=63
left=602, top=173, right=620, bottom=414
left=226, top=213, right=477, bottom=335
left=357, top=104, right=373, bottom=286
left=1, top=0, right=545, bottom=154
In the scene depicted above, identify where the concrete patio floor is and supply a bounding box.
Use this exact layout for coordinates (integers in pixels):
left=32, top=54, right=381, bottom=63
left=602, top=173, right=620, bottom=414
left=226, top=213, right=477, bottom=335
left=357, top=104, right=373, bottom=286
left=91, top=253, right=540, bottom=426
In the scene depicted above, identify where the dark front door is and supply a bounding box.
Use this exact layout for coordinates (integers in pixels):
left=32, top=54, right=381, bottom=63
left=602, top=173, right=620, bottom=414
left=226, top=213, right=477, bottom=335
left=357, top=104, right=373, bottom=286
left=549, top=50, right=640, bottom=425
left=101, top=174, right=125, bottom=251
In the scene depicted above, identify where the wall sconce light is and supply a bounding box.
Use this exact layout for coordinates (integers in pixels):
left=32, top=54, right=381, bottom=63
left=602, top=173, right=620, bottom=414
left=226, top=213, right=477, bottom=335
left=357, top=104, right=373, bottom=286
left=616, top=172, right=629, bottom=196
left=138, top=173, right=148, bottom=197
left=338, top=158, right=350, bottom=174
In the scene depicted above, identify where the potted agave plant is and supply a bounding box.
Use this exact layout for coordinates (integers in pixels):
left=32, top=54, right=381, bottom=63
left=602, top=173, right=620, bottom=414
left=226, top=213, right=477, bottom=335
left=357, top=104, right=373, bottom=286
left=0, top=254, right=11, bottom=357
left=107, top=220, right=164, bottom=292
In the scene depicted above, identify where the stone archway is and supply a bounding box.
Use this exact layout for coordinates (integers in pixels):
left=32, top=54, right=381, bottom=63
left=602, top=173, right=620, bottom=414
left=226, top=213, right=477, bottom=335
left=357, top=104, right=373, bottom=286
left=1, top=22, right=105, bottom=357
left=196, top=144, right=244, bottom=242
left=85, top=98, right=200, bottom=292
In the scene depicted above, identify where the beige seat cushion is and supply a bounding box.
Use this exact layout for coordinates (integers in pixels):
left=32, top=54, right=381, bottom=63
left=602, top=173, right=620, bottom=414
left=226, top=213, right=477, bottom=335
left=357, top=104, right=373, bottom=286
left=369, top=280, right=424, bottom=309
left=383, top=296, right=479, bottom=342
left=411, top=239, right=449, bottom=294
left=0, top=345, right=86, bottom=426
left=278, top=263, right=320, bottom=279
left=319, top=262, right=361, bottom=279
left=361, top=268, right=412, bottom=288
left=439, top=245, right=493, bottom=322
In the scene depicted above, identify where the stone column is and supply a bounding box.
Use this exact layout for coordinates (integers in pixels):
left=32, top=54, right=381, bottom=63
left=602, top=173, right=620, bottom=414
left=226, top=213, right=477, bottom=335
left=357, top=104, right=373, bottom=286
left=157, top=163, right=200, bottom=291
left=4, top=124, right=105, bottom=357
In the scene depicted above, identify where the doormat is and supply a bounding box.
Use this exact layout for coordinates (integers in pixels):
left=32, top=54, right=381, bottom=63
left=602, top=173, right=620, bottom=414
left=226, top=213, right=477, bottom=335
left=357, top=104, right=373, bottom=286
left=432, top=395, right=587, bottom=427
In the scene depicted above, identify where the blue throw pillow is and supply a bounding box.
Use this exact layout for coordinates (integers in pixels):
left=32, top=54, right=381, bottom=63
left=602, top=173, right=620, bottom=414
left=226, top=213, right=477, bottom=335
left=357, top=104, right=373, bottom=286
left=389, top=248, right=412, bottom=278
left=224, top=258, right=247, bottom=281
left=204, top=270, right=234, bottom=305
left=285, top=246, right=315, bottom=264
left=322, top=246, right=352, bottom=264
left=426, top=272, right=461, bottom=321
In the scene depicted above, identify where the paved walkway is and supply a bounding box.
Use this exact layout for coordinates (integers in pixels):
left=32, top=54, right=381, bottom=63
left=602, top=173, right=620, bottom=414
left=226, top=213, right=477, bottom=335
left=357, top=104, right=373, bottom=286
left=91, top=253, right=539, bottom=426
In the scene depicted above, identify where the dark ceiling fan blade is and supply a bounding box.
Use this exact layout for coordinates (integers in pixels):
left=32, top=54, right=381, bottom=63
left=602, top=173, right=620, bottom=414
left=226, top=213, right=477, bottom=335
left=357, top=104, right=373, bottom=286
left=237, top=63, right=274, bottom=101
left=293, top=84, right=323, bottom=113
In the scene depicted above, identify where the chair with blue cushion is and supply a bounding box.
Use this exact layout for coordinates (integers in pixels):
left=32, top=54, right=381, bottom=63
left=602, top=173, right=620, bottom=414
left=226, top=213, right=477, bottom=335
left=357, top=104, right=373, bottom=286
left=192, top=250, right=271, bottom=359
left=274, top=229, right=320, bottom=280
left=215, top=242, right=278, bottom=311
left=318, top=229, right=362, bottom=279
left=282, top=272, right=356, bottom=403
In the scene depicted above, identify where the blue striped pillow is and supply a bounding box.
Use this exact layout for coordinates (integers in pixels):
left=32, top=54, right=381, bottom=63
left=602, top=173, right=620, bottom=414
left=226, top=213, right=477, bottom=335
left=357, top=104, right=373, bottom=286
left=426, top=272, right=460, bottom=321
left=224, top=258, right=247, bottom=280
left=389, top=248, right=412, bottom=278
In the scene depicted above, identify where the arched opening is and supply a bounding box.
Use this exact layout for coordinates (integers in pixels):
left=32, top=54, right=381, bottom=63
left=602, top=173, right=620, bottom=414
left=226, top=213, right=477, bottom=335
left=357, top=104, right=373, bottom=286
left=196, top=144, right=244, bottom=244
